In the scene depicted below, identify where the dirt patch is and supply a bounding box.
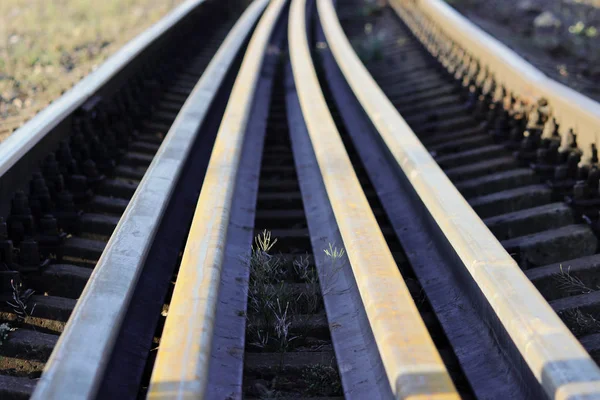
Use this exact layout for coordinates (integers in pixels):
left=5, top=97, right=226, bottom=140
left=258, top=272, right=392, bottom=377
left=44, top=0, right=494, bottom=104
left=0, top=0, right=185, bottom=137
left=444, top=0, right=600, bottom=101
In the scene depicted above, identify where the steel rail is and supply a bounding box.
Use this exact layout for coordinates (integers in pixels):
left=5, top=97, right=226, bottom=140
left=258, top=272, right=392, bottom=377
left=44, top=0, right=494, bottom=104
left=29, top=2, right=267, bottom=398
left=390, top=0, right=600, bottom=162
left=289, top=0, right=459, bottom=398
left=284, top=65, right=393, bottom=397
left=317, top=0, right=600, bottom=398
left=146, top=0, right=286, bottom=397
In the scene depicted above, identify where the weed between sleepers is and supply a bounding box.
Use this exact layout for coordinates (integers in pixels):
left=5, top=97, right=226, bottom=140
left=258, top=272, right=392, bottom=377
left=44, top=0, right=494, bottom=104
left=553, top=265, right=600, bottom=337
left=554, top=265, right=598, bottom=295
left=6, top=279, right=36, bottom=321
left=244, top=230, right=343, bottom=397
left=245, top=230, right=342, bottom=353
left=560, top=308, right=600, bottom=337
left=0, top=279, right=36, bottom=348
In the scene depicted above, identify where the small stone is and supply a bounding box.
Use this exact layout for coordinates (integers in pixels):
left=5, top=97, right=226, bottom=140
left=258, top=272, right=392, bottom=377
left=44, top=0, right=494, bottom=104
left=534, top=11, right=562, bottom=30
left=533, top=11, right=563, bottom=51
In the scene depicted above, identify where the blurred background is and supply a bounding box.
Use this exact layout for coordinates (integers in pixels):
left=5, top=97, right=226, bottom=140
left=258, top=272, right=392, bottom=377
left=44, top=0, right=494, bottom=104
left=1, top=0, right=599, bottom=141
left=0, top=0, right=185, bottom=139
left=445, top=0, right=600, bottom=101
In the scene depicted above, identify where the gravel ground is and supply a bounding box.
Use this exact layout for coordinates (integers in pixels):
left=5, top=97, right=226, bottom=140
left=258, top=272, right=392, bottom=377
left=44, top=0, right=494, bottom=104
left=0, top=0, right=185, bottom=138
left=445, top=0, right=600, bottom=101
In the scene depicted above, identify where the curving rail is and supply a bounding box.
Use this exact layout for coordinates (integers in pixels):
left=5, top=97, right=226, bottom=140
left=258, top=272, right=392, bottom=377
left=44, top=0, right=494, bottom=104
left=147, top=0, right=286, bottom=397
left=2, top=0, right=600, bottom=398
left=289, top=0, right=459, bottom=398
left=317, top=0, right=600, bottom=398
left=29, top=1, right=266, bottom=398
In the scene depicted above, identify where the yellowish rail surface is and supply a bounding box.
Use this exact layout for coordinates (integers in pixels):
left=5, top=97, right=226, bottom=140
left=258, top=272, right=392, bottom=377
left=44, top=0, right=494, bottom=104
left=317, top=0, right=600, bottom=398
left=289, top=0, right=459, bottom=398
left=147, top=0, right=285, bottom=397
left=31, top=1, right=265, bottom=399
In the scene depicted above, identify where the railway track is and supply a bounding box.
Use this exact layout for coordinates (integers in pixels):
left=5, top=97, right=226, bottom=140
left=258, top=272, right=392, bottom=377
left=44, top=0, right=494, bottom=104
left=0, top=0, right=254, bottom=397
left=1, top=0, right=600, bottom=398
left=336, top=0, right=600, bottom=381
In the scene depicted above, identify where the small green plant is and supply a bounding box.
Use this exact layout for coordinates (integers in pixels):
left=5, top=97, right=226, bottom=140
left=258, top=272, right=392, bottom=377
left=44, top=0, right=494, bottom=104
left=249, top=327, right=270, bottom=349
left=246, top=230, right=286, bottom=318
left=554, top=265, right=596, bottom=295
left=255, top=230, right=278, bottom=253
left=247, top=231, right=285, bottom=285
left=561, top=308, right=600, bottom=337
left=245, top=236, right=345, bottom=354
left=245, top=231, right=301, bottom=352
left=270, top=298, right=298, bottom=353
left=6, top=280, right=35, bottom=320
left=293, top=255, right=312, bottom=281
left=292, top=254, right=322, bottom=315
left=247, top=281, right=300, bottom=353
left=569, top=21, right=598, bottom=38
left=321, top=243, right=346, bottom=294
left=324, top=243, right=345, bottom=259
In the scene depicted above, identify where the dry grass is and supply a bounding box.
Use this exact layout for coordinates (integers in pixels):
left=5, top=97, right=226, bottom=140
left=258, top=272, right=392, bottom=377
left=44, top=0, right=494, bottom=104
left=0, top=0, right=185, bottom=135
left=554, top=265, right=596, bottom=295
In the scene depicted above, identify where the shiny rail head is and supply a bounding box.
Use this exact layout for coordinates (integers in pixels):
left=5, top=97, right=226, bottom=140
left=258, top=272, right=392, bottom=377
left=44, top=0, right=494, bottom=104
left=29, top=2, right=266, bottom=399
left=316, top=0, right=600, bottom=397
left=391, top=0, right=600, bottom=163
left=289, top=0, right=459, bottom=398
left=147, top=0, right=285, bottom=398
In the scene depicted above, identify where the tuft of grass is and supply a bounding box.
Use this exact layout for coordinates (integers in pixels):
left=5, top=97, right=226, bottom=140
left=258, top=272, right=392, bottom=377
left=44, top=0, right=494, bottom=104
left=553, top=266, right=600, bottom=337
left=249, top=328, right=271, bottom=350
left=245, top=231, right=287, bottom=319
left=244, top=234, right=346, bottom=354
left=6, top=279, right=35, bottom=320
left=0, top=0, right=185, bottom=130
left=324, top=243, right=345, bottom=260
left=293, top=255, right=312, bottom=282
left=245, top=231, right=299, bottom=353
left=292, top=255, right=322, bottom=315
left=270, top=298, right=297, bottom=353
left=243, top=235, right=345, bottom=395
left=247, top=285, right=300, bottom=352
left=554, top=265, right=597, bottom=295
left=321, top=243, right=346, bottom=295
left=561, top=308, right=600, bottom=337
